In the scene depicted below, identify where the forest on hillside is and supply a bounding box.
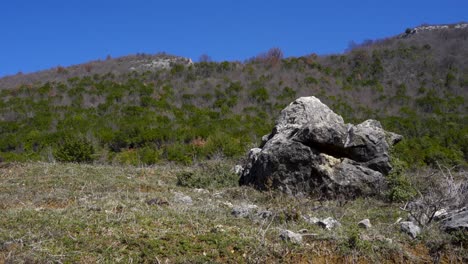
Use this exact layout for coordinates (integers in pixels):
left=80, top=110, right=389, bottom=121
left=0, top=26, right=466, bottom=169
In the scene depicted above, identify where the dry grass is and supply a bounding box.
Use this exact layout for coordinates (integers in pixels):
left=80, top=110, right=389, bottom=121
left=0, top=162, right=466, bottom=263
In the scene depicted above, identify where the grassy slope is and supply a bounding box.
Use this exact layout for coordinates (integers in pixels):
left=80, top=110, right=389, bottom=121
left=1, top=162, right=466, bottom=263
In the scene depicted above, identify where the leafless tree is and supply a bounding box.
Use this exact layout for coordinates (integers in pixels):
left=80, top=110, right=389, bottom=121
left=198, top=54, right=212, bottom=63
left=402, top=163, right=468, bottom=226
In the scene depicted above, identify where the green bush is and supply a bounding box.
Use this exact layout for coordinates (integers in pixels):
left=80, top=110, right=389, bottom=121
left=204, top=132, right=245, bottom=158
left=385, top=158, right=416, bottom=202
left=114, top=149, right=139, bottom=166
left=176, top=161, right=239, bottom=189
left=250, top=87, right=269, bottom=103
left=138, top=146, right=162, bottom=165
left=55, top=136, right=95, bottom=163
left=165, top=143, right=193, bottom=165
left=338, top=226, right=372, bottom=254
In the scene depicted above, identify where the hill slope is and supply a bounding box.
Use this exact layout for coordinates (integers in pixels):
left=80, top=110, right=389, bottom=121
left=0, top=23, right=466, bottom=167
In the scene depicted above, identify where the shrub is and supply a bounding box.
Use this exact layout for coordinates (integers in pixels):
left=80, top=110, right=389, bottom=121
left=250, top=87, right=269, bottom=103
left=386, top=158, right=417, bottom=202
left=402, top=165, right=468, bottom=226
left=204, top=132, right=245, bottom=158
left=114, top=149, right=139, bottom=166
left=138, top=145, right=162, bottom=165
left=176, top=161, right=239, bottom=189
left=165, top=143, right=193, bottom=165
left=55, top=136, right=95, bottom=163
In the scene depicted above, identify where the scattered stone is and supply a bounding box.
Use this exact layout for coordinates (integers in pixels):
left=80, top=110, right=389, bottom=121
left=239, top=96, right=401, bottom=198
left=87, top=206, right=102, bottom=212
left=231, top=204, right=258, bottom=218
left=400, top=221, right=421, bottom=239
left=441, top=207, right=468, bottom=232
left=256, top=210, right=273, bottom=219
left=220, top=201, right=234, bottom=208
left=358, top=219, right=372, bottom=229
left=173, top=192, right=193, bottom=205
left=318, top=217, right=341, bottom=230
left=194, top=188, right=209, bottom=194
left=303, top=215, right=320, bottom=225
left=433, top=209, right=448, bottom=221
left=212, top=191, right=224, bottom=198
left=234, top=165, right=244, bottom=175
left=279, top=229, right=303, bottom=244
left=210, top=224, right=226, bottom=233
left=146, top=197, right=169, bottom=206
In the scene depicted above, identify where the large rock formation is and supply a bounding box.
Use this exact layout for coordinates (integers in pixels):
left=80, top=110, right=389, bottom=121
left=239, top=96, right=402, bottom=198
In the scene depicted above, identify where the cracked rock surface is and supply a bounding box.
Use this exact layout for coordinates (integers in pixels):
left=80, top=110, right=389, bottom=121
left=239, top=96, right=402, bottom=198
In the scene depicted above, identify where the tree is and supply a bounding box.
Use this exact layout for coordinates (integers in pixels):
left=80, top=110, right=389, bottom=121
left=255, top=47, right=284, bottom=66
left=402, top=164, right=468, bottom=226
left=198, top=54, right=212, bottom=63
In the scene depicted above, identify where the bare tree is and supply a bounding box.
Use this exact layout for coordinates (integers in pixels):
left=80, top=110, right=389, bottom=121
left=198, top=54, right=212, bottom=63
left=255, top=47, right=284, bottom=66
left=402, top=163, right=468, bottom=226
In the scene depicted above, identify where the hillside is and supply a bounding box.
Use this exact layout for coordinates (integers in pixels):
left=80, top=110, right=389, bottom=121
left=0, top=23, right=467, bottom=263
left=0, top=23, right=466, bottom=167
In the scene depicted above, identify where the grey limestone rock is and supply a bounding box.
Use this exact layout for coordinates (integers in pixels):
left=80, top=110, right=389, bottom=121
left=358, top=219, right=372, bottom=229
left=318, top=217, right=341, bottom=230
left=400, top=221, right=421, bottom=239
left=441, top=207, right=468, bottom=232
left=173, top=192, right=193, bottom=205
left=279, top=229, right=303, bottom=244
left=239, top=96, right=401, bottom=198
left=231, top=204, right=258, bottom=218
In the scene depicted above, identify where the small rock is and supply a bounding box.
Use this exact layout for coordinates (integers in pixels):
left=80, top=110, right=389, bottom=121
left=298, top=229, right=308, bottom=234
left=318, top=217, right=341, bottom=230
left=87, top=206, right=102, bottom=211
left=213, top=191, right=224, bottom=198
left=173, top=192, right=193, bottom=205
left=234, top=165, right=244, bottom=175
left=400, top=221, right=421, bottom=239
left=433, top=209, right=448, bottom=221
left=232, top=204, right=258, bottom=218
left=146, top=197, right=169, bottom=206
left=279, top=229, right=303, bottom=244
left=256, top=210, right=273, bottom=219
left=358, top=219, right=372, bottom=229
left=220, top=201, right=234, bottom=208
left=303, top=215, right=320, bottom=225
left=194, top=188, right=209, bottom=194
left=211, top=224, right=226, bottom=233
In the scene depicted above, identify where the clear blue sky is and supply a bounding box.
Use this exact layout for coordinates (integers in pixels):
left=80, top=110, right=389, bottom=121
left=1, top=0, right=466, bottom=77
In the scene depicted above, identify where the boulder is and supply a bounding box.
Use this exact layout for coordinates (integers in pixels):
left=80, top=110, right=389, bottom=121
left=279, top=229, right=303, bottom=244
left=400, top=221, right=421, bottom=239
left=441, top=207, right=468, bottom=232
left=239, top=96, right=402, bottom=198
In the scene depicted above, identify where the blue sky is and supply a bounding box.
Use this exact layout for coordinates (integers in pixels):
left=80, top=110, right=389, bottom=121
left=1, top=0, right=466, bottom=77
